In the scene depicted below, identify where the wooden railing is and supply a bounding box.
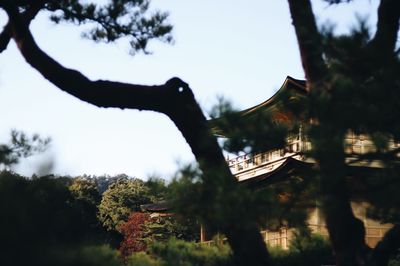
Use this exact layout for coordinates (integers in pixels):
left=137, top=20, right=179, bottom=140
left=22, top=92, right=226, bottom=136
left=226, top=135, right=303, bottom=175
left=201, top=224, right=392, bottom=249
left=226, top=132, right=399, bottom=177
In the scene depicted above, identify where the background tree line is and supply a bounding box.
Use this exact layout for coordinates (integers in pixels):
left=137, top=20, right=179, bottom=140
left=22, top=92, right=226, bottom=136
left=0, top=168, right=342, bottom=266
left=0, top=168, right=200, bottom=265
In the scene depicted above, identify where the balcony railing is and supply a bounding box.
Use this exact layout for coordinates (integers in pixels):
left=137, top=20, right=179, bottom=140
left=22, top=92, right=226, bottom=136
left=226, top=132, right=399, bottom=177
left=226, top=135, right=304, bottom=175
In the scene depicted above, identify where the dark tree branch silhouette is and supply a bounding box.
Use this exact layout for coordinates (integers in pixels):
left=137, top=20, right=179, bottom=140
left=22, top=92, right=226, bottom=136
left=287, top=0, right=326, bottom=88
left=0, top=0, right=45, bottom=53
left=371, top=0, right=400, bottom=53
left=0, top=1, right=270, bottom=265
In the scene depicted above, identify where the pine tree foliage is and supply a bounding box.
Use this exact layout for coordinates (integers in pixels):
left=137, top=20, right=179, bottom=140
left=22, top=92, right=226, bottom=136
left=98, top=177, right=151, bottom=232
left=45, top=0, right=173, bottom=54
left=142, top=216, right=199, bottom=244
left=0, top=0, right=173, bottom=55
left=0, top=129, right=50, bottom=167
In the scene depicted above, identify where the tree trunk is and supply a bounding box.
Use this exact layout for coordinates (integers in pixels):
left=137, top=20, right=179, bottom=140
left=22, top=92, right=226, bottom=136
left=313, top=126, right=368, bottom=266
left=287, top=1, right=370, bottom=264
left=227, top=223, right=271, bottom=266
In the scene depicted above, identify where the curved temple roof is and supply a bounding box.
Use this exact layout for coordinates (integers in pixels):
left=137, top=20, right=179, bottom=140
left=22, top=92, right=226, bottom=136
left=237, top=76, right=306, bottom=117
left=210, top=76, right=307, bottom=137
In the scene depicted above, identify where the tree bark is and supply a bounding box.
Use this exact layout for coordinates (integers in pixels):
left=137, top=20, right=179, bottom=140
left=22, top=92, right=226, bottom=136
left=315, top=127, right=369, bottom=266
left=287, top=1, right=369, bottom=265
left=0, top=0, right=45, bottom=53
left=287, top=0, right=326, bottom=89
left=0, top=1, right=271, bottom=265
left=370, top=0, right=400, bottom=55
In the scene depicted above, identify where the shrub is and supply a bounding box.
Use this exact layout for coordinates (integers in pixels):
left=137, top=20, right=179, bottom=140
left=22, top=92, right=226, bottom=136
left=127, top=252, right=161, bottom=266
left=120, top=212, right=151, bottom=256
left=270, top=231, right=335, bottom=266
left=44, top=245, right=122, bottom=266
left=147, top=238, right=232, bottom=266
left=142, top=215, right=200, bottom=244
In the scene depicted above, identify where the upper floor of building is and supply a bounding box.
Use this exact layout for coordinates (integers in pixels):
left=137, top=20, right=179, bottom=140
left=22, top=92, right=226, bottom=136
left=212, top=76, right=400, bottom=181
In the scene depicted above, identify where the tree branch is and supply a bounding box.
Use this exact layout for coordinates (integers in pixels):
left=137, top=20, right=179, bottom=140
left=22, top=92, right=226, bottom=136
left=0, top=0, right=45, bottom=53
left=1, top=0, right=182, bottom=113
left=0, top=0, right=224, bottom=162
left=0, top=1, right=271, bottom=264
left=287, top=0, right=326, bottom=88
left=370, top=0, right=400, bottom=54
left=0, top=26, right=11, bottom=52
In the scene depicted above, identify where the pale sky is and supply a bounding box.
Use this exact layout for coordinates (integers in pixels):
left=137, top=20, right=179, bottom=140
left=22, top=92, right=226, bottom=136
left=0, top=0, right=379, bottom=179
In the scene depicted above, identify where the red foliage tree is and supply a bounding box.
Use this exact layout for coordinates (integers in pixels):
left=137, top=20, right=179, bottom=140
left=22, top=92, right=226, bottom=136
left=119, top=212, right=150, bottom=257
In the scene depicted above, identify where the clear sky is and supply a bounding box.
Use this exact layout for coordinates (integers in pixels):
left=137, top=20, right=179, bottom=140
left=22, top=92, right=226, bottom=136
left=0, top=0, right=379, bottom=179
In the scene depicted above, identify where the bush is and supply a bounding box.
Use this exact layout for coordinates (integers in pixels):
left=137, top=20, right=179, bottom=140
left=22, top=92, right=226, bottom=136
left=42, top=245, right=122, bottom=266
left=120, top=212, right=151, bottom=256
left=127, top=252, right=161, bottom=266
left=143, top=238, right=232, bottom=266
left=142, top=215, right=200, bottom=244
left=270, top=231, right=335, bottom=266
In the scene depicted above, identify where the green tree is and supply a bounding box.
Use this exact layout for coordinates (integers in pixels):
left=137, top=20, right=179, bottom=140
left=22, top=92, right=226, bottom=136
left=70, top=176, right=101, bottom=205
left=69, top=176, right=113, bottom=244
left=142, top=216, right=199, bottom=244
left=145, top=176, right=169, bottom=203
left=91, top=174, right=124, bottom=194
left=98, top=177, right=151, bottom=232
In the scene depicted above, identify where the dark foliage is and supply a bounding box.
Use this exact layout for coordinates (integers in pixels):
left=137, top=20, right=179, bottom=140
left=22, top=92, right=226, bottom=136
left=0, top=129, right=50, bottom=166
left=0, top=171, right=109, bottom=265
left=44, top=0, right=173, bottom=55
left=270, top=230, right=335, bottom=266
left=142, top=215, right=200, bottom=244
left=209, top=98, right=288, bottom=154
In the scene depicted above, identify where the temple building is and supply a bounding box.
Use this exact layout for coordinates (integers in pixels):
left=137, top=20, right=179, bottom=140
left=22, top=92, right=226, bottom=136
left=205, top=76, right=394, bottom=249
left=142, top=76, right=394, bottom=248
